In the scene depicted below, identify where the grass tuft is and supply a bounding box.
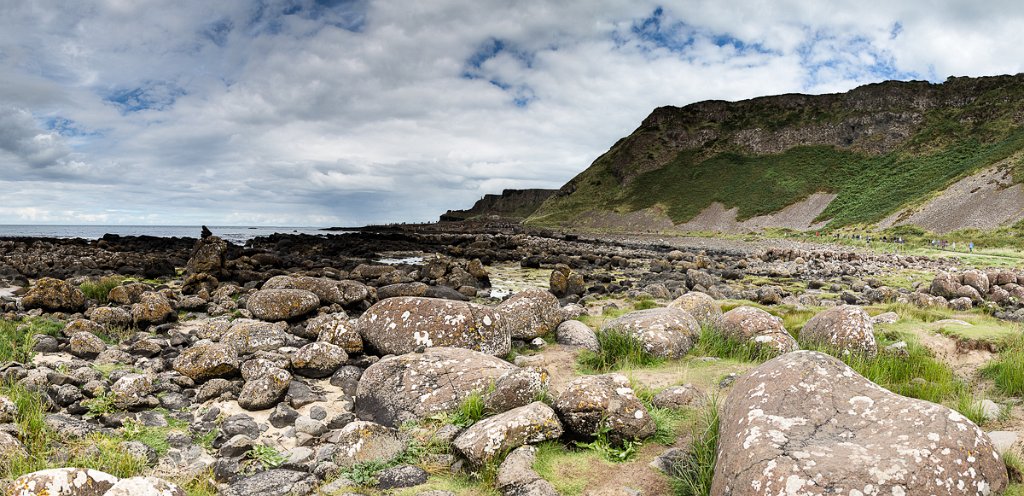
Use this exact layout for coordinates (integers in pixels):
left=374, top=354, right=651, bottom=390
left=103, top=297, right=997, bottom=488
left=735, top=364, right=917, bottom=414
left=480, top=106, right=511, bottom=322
left=670, top=398, right=719, bottom=496
left=982, top=335, right=1024, bottom=396
left=79, top=276, right=125, bottom=303
left=0, top=318, right=63, bottom=363
left=577, top=329, right=663, bottom=373
left=447, top=391, right=488, bottom=428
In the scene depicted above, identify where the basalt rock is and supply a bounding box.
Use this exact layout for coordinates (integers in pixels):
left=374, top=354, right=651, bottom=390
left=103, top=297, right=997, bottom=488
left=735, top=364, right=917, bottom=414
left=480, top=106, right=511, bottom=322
left=357, top=297, right=509, bottom=356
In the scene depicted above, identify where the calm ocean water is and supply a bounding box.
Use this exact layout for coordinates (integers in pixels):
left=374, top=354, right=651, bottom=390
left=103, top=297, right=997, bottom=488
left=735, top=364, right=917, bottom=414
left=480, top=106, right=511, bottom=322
left=0, top=225, right=339, bottom=244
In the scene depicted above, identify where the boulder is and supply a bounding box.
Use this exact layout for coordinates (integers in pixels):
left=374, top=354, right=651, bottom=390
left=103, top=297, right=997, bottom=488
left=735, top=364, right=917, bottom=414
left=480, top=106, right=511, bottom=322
left=0, top=430, right=26, bottom=458
left=667, top=292, right=722, bottom=327
left=329, top=421, right=407, bottom=468
left=246, top=289, right=320, bottom=321
left=290, top=342, right=347, bottom=378
left=308, top=313, right=363, bottom=354
left=131, top=292, right=175, bottom=327
left=104, top=476, right=186, bottom=496
left=554, top=374, right=655, bottom=444
left=719, top=306, right=798, bottom=356
left=496, top=445, right=559, bottom=496
left=454, top=402, right=563, bottom=466
left=87, top=307, right=131, bottom=328
left=377, top=282, right=429, bottom=299
left=62, top=319, right=105, bottom=337
left=357, top=297, right=509, bottom=356
left=186, top=235, right=228, bottom=277
left=600, top=308, right=700, bottom=359
left=483, top=367, right=549, bottom=414
left=10, top=467, right=119, bottom=496
left=238, top=368, right=292, bottom=411
left=497, top=289, right=564, bottom=340
left=107, top=283, right=150, bottom=305
left=262, top=275, right=348, bottom=305
left=221, top=319, right=289, bottom=354
left=554, top=320, right=599, bottom=351
left=930, top=272, right=960, bottom=299
left=0, top=394, right=16, bottom=423
left=712, top=350, right=1008, bottom=495
left=222, top=469, right=316, bottom=496
left=800, top=305, right=877, bottom=356
left=22, top=277, right=86, bottom=312
left=651, top=384, right=704, bottom=409
left=962, top=269, right=990, bottom=295
left=354, top=347, right=517, bottom=427
left=172, top=343, right=239, bottom=382
left=69, top=332, right=106, bottom=358
left=109, top=373, right=153, bottom=410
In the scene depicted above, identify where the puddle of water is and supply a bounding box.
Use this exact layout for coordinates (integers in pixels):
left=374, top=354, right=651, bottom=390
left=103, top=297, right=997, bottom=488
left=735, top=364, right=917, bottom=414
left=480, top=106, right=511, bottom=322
left=376, top=256, right=424, bottom=265
left=0, top=286, right=20, bottom=299
left=486, top=263, right=550, bottom=299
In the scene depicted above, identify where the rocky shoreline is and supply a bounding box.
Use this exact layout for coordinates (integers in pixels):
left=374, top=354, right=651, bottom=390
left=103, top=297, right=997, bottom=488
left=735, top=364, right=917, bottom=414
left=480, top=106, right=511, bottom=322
left=1, top=225, right=1022, bottom=495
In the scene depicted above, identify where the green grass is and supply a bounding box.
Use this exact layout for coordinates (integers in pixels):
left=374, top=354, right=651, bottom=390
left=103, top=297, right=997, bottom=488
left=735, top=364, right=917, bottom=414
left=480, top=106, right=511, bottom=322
left=246, top=444, right=287, bottom=471
left=577, top=329, right=663, bottom=373
left=533, top=441, right=591, bottom=495
left=0, top=318, right=63, bottom=363
left=79, top=276, right=125, bottom=303
left=688, top=323, right=777, bottom=363
left=573, top=422, right=641, bottom=462
left=446, top=391, right=488, bottom=428
left=982, top=335, right=1024, bottom=396
left=670, top=398, right=719, bottom=496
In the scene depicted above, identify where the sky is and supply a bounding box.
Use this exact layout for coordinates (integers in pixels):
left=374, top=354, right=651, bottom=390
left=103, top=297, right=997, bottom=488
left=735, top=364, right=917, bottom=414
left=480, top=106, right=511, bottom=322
left=3, top=1, right=1024, bottom=226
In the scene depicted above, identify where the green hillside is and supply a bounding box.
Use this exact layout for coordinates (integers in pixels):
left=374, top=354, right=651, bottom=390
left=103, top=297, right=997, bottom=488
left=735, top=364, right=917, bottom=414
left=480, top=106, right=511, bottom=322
left=528, top=75, right=1024, bottom=230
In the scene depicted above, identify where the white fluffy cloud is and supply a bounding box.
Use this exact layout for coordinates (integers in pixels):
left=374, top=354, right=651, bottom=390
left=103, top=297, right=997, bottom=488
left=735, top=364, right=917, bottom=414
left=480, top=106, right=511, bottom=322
left=2, top=0, right=1024, bottom=225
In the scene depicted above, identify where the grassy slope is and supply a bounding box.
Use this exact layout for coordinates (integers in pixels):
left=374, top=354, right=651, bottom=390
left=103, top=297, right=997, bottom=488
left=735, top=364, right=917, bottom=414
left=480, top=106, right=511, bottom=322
left=529, top=77, right=1024, bottom=230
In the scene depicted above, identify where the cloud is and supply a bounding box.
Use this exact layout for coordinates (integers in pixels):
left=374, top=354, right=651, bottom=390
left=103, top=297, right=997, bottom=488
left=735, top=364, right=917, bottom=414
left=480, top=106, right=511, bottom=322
left=2, top=0, right=1024, bottom=225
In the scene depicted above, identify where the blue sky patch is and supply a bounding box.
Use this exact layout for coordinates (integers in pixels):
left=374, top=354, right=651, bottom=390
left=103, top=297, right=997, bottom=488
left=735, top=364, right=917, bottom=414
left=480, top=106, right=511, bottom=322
left=105, top=82, right=187, bottom=114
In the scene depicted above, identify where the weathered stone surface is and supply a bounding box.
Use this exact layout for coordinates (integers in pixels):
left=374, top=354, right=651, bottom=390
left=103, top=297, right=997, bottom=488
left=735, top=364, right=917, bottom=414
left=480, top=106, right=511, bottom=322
left=554, top=320, right=599, bottom=351
left=497, top=289, right=564, bottom=340
left=719, top=306, right=798, bottom=356
left=800, top=305, right=877, bottom=356
left=22, top=277, right=86, bottom=312
left=454, top=402, right=563, bottom=466
left=377, top=282, right=430, bottom=300
left=712, top=351, right=1008, bottom=495
left=0, top=394, right=16, bottom=423
left=69, top=331, right=106, bottom=358
left=376, top=464, right=428, bottom=490
left=0, top=430, right=26, bottom=458
left=186, top=235, right=228, bottom=277
left=291, top=342, right=348, bottom=378
left=172, top=343, right=239, bottom=382
left=962, top=269, right=991, bottom=295
left=110, top=373, right=153, bottom=410
left=131, top=291, right=175, bottom=327
left=308, top=313, right=363, bottom=354
left=10, top=467, right=119, bottom=496
left=221, top=319, right=289, bottom=355
left=668, top=291, right=723, bottom=327
left=87, top=307, right=131, bottom=328
left=651, top=384, right=704, bottom=409
left=554, top=374, right=655, bottom=444
left=107, top=283, right=150, bottom=305
left=238, top=368, right=291, bottom=411
left=222, top=469, right=316, bottom=496
left=103, top=476, right=187, bottom=496
left=354, top=347, right=517, bottom=427
left=496, top=445, right=559, bottom=496
left=930, top=272, right=960, bottom=299
left=246, top=289, right=320, bottom=321
left=262, top=275, right=349, bottom=305
left=600, top=307, right=700, bottom=359
left=484, top=368, right=549, bottom=414
left=357, top=297, right=510, bottom=356
left=330, top=421, right=407, bottom=468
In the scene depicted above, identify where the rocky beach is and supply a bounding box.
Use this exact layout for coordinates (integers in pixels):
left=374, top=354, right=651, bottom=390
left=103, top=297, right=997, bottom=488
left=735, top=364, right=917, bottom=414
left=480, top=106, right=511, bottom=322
left=2, top=222, right=1023, bottom=495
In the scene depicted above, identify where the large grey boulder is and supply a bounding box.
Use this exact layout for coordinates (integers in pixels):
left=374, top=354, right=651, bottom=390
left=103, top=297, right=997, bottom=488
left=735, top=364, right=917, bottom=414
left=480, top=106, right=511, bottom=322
left=667, top=291, right=722, bottom=327
left=719, top=306, right=798, bottom=356
left=172, top=342, right=239, bottom=382
left=308, top=313, right=363, bottom=354
left=554, top=374, right=655, bottom=444
left=104, top=476, right=186, bottom=496
left=10, top=467, right=119, bottom=495
left=290, top=342, right=347, bottom=378
left=454, top=402, right=563, bottom=466
left=354, top=347, right=517, bottom=427
left=496, top=445, right=559, bottom=496
left=246, top=289, right=320, bottom=321
left=497, top=289, right=564, bottom=340
left=222, top=469, right=316, bottom=496
left=712, top=351, right=1008, bottom=495
left=930, top=272, right=960, bottom=299
left=600, top=307, right=700, bottom=359
left=221, top=319, right=289, bottom=354
left=329, top=420, right=407, bottom=468
left=800, top=305, right=877, bottom=356
left=357, top=297, right=509, bottom=356
left=238, top=367, right=291, bottom=411
left=22, top=277, right=86, bottom=312
left=261, top=275, right=348, bottom=305
left=131, top=291, right=175, bottom=327
left=962, top=269, right=991, bottom=295
left=555, top=320, right=599, bottom=351
left=186, top=234, right=228, bottom=276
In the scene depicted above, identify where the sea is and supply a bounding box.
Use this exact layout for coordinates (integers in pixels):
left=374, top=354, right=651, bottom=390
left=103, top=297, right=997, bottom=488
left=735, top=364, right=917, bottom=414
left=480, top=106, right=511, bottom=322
left=0, top=225, right=339, bottom=244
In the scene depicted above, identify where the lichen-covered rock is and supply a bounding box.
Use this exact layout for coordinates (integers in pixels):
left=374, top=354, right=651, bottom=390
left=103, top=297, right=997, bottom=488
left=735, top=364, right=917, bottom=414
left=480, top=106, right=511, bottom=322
left=600, top=308, right=700, bottom=359
left=238, top=368, right=292, bottom=411
left=357, top=297, right=509, bottom=356
left=246, top=289, right=320, bottom=321
left=22, top=277, right=86, bottom=312
left=69, top=331, right=106, bottom=358
left=103, top=476, right=186, bottom=496
left=800, top=305, right=877, bottom=356
left=10, top=467, right=119, bottom=496
left=131, top=291, right=176, bottom=327
left=454, top=402, right=562, bottom=466
left=0, top=430, right=26, bottom=458
left=484, top=368, right=549, bottom=414
left=712, top=350, right=1008, bottom=495
left=110, top=373, right=153, bottom=410
left=497, top=289, right=564, bottom=340
left=667, top=292, right=723, bottom=327
left=221, top=319, right=289, bottom=354
left=308, top=313, right=363, bottom=353
left=186, top=235, right=228, bottom=277
left=330, top=420, right=407, bottom=468
left=0, top=394, right=16, bottom=423
left=962, top=269, right=991, bottom=295
left=929, top=272, right=960, bottom=299
left=109, top=283, right=151, bottom=306
left=354, top=347, right=518, bottom=427
left=172, top=343, right=239, bottom=382
left=62, top=319, right=105, bottom=337
left=87, top=307, right=131, bottom=328
left=290, top=342, right=347, bottom=378
left=376, top=282, right=429, bottom=299
left=496, top=446, right=559, bottom=496
left=555, top=320, right=599, bottom=351
left=222, top=469, right=316, bottom=496
left=651, top=384, right=704, bottom=409
left=949, top=296, right=974, bottom=311
left=554, top=374, right=656, bottom=444
left=262, top=275, right=348, bottom=305
left=719, top=306, right=798, bottom=356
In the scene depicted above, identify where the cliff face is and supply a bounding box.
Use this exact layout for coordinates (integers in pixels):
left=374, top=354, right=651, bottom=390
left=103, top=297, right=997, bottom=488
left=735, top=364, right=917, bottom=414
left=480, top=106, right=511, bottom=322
left=531, top=74, right=1024, bottom=232
left=440, top=189, right=557, bottom=222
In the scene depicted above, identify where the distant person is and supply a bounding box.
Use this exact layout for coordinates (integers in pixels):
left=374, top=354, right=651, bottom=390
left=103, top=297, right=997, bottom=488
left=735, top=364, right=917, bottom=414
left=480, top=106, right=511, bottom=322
left=969, top=241, right=974, bottom=253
